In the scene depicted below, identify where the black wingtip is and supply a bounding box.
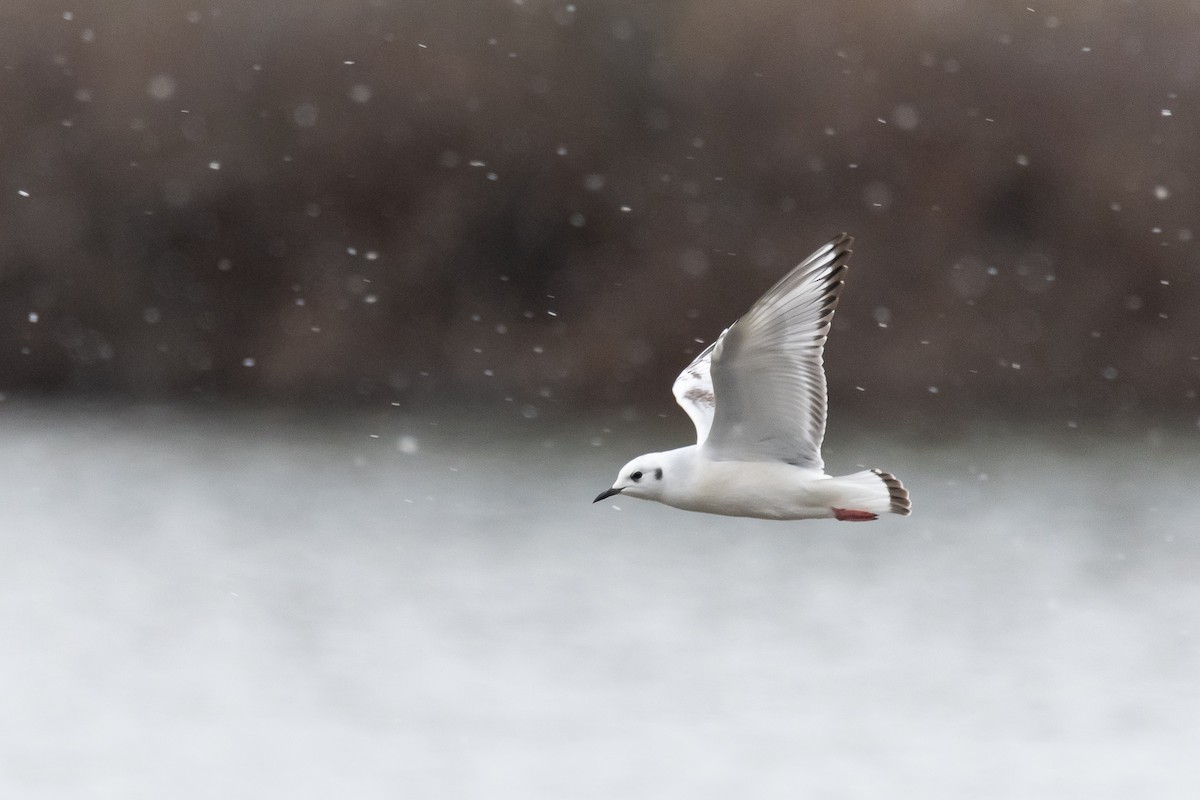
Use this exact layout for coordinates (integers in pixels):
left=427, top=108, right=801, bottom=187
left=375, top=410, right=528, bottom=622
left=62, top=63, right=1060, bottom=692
left=871, top=468, right=911, bottom=516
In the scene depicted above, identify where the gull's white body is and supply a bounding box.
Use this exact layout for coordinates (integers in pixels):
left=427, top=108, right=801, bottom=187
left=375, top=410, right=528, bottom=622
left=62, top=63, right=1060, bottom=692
left=596, top=234, right=911, bottom=522
left=646, top=447, right=901, bottom=520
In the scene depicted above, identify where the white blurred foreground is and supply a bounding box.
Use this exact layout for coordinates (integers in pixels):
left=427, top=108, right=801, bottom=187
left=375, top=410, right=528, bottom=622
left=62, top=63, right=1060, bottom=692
left=1, top=405, right=1198, bottom=799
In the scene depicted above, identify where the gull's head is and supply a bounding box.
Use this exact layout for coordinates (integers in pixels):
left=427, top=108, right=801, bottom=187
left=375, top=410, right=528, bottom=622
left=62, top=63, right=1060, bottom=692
left=593, top=454, right=668, bottom=504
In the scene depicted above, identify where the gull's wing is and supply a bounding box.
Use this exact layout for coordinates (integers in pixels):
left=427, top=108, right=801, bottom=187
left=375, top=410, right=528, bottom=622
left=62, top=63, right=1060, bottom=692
left=700, top=233, right=852, bottom=470
left=671, top=339, right=719, bottom=444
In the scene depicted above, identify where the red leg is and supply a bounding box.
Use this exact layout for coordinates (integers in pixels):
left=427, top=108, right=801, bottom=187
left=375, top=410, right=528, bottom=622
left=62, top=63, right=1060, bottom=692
left=833, top=508, right=878, bottom=522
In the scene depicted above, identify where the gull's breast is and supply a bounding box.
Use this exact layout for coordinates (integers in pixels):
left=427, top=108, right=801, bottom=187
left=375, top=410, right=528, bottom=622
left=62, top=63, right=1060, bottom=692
left=664, top=459, right=833, bottom=520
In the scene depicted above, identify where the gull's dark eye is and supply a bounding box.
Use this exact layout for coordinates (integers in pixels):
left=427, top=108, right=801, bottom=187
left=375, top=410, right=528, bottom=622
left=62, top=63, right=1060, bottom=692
left=630, top=471, right=643, bottom=481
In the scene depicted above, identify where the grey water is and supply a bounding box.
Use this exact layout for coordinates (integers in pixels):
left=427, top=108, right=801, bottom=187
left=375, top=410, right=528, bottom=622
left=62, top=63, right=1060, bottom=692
left=2, top=405, right=1198, bottom=799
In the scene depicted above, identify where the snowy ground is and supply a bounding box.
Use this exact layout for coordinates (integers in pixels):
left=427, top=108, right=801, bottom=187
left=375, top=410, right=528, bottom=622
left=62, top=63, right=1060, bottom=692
left=2, top=404, right=1198, bottom=799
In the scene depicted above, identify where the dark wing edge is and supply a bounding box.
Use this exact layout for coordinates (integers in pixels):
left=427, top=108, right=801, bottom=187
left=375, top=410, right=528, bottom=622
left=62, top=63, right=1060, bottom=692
left=671, top=337, right=720, bottom=444
left=702, top=233, right=853, bottom=468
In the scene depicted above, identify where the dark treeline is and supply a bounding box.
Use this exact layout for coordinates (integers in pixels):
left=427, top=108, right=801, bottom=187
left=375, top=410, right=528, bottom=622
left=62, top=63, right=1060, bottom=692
left=1, top=0, right=1198, bottom=421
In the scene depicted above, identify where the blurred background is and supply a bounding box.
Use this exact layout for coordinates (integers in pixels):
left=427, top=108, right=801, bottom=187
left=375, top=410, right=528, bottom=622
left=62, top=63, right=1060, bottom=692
left=2, top=0, right=1198, bottom=419
left=2, top=2, right=1199, bottom=798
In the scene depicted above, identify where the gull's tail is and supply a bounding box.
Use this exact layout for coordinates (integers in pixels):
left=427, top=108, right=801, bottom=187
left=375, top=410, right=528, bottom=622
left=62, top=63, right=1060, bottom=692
left=825, top=469, right=911, bottom=519
left=871, top=469, right=912, bottom=515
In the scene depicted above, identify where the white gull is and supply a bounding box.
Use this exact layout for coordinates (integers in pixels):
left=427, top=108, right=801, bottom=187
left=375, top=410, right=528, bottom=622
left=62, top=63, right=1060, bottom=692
left=594, top=234, right=911, bottom=521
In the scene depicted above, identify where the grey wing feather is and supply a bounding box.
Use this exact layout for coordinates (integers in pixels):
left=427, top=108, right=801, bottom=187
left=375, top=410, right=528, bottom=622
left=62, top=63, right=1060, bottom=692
left=700, top=233, right=853, bottom=470
left=671, top=338, right=719, bottom=444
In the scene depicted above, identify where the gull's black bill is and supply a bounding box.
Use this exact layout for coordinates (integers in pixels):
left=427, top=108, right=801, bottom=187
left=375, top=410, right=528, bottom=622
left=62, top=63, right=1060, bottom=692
left=593, top=487, right=623, bottom=503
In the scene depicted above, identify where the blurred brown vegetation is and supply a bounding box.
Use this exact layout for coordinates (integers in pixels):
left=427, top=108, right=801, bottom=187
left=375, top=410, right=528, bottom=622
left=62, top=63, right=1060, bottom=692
left=1, top=0, right=1198, bottom=422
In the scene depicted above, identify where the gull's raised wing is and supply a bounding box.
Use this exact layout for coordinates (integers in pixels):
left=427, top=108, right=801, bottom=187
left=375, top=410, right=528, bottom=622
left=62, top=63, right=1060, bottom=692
left=700, top=233, right=852, bottom=470
left=671, top=339, right=719, bottom=445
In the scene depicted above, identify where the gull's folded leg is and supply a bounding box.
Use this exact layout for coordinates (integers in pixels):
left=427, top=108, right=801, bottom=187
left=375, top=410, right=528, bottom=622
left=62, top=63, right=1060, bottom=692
left=833, top=508, right=879, bottom=522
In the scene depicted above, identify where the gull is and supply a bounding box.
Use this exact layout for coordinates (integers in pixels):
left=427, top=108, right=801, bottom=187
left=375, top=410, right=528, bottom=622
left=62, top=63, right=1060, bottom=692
left=594, top=234, right=910, bottom=521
